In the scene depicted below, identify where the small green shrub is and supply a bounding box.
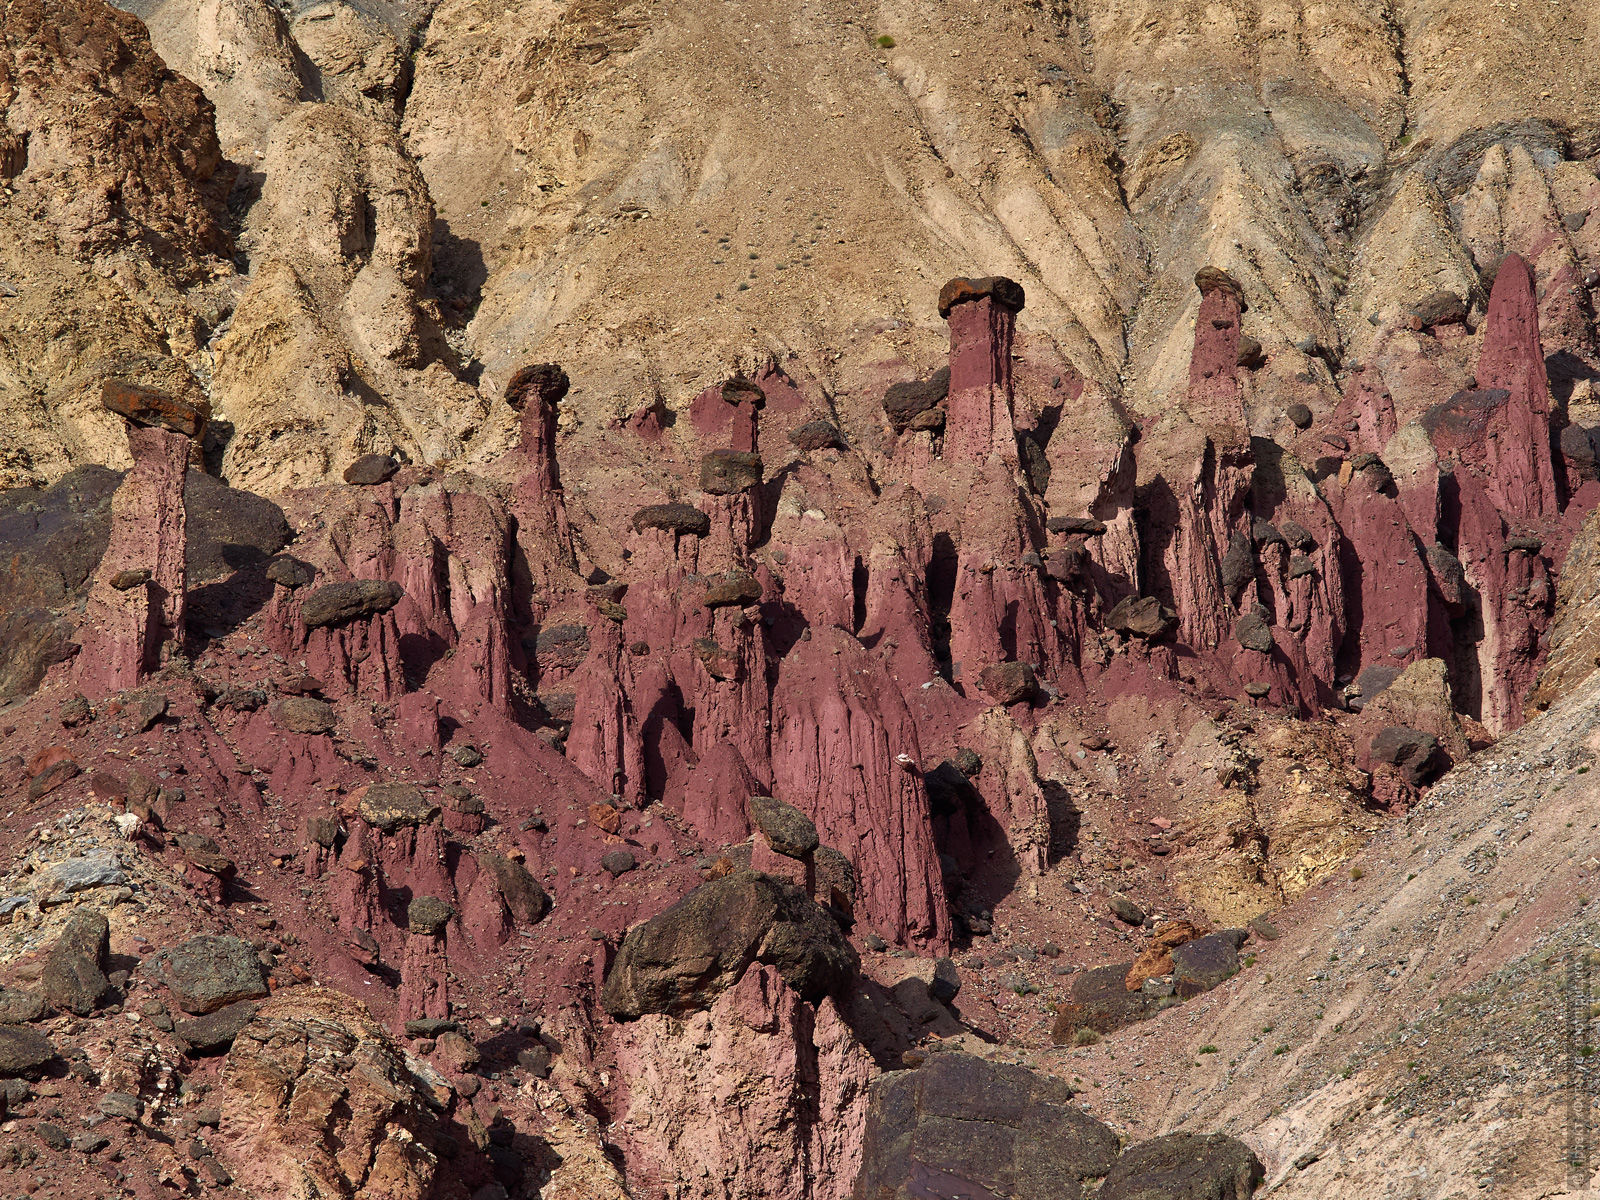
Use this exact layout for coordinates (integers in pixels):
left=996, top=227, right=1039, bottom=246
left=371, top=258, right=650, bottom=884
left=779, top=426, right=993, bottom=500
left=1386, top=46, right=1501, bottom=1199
left=1073, top=1026, right=1101, bottom=1047
left=1198, top=1045, right=1219, bottom=1054
left=876, top=33, right=896, bottom=48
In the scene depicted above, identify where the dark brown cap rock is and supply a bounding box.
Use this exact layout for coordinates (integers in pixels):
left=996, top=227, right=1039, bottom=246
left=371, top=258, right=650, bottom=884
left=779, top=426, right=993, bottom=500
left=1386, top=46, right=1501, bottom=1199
left=101, top=379, right=209, bottom=438
left=937, top=276, right=1025, bottom=318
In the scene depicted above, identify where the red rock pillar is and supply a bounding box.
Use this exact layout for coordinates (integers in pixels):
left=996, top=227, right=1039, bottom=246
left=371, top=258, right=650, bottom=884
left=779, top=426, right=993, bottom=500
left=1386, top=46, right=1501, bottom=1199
left=79, top=381, right=206, bottom=697
left=398, top=897, right=452, bottom=1023
left=1187, top=267, right=1246, bottom=423
left=939, top=276, right=1025, bottom=466
left=507, top=362, right=576, bottom=575
left=1476, top=252, right=1559, bottom=521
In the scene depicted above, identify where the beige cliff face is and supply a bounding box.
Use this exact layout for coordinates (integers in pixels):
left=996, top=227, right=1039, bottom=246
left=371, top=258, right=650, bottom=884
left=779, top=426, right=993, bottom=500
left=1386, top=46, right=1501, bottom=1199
left=0, top=0, right=1591, bottom=499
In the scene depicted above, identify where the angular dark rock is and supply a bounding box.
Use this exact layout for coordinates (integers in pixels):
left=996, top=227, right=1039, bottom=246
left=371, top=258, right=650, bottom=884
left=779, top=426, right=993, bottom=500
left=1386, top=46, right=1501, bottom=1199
left=602, top=870, right=854, bottom=1018
left=699, top=450, right=763, bottom=495
left=505, top=363, right=571, bottom=408
left=173, top=1000, right=259, bottom=1056
left=980, top=661, right=1038, bottom=705
left=790, top=420, right=844, bottom=451
left=359, top=783, right=439, bottom=833
left=477, top=852, right=549, bottom=926
left=41, top=908, right=111, bottom=1016
left=265, top=556, right=315, bottom=589
left=0, top=1028, right=56, bottom=1079
left=299, top=579, right=404, bottom=630
left=342, top=454, right=399, bottom=485
left=1051, top=963, right=1176, bottom=1038
left=100, top=379, right=208, bottom=438
left=883, top=368, right=952, bottom=434
left=1046, top=516, right=1107, bottom=536
left=1106, top=596, right=1177, bottom=640
left=1235, top=609, right=1274, bottom=654
left=702, top=572, right=763, bottom=609
left=1171, top=930, right=1245, bottom=999
left=109, top=568, right=151, bottom=591
left=1109, top=895, right=1146, bottom=926
left=153, top=935, right=270, bottom=1015
left=600, top=849, right=637, bottom=876
left=1368, top=726, right=1444, bottom=785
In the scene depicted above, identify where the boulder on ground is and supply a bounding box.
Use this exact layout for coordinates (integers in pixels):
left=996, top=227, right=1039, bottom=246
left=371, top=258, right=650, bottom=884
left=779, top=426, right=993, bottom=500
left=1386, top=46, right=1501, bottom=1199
left=174, top=1000, right=259, bottom=1056
left=1097, top=1131, right=1264, bottom=1200
left=153, top=935, right=269, bottom=1015
left=980, top=661, right=1038, bottom=706
left=1171, top=930, right=1247, bottom=999
left=854, top=1053, right=1117, bottom=1199
left=0, top=1027, right=56, bottom=1078
left=41, top=908, right=111, bottom=1016
left=1051, top=963, right=1176, bottom=1038
left=343, top=454, right=399, bottom=485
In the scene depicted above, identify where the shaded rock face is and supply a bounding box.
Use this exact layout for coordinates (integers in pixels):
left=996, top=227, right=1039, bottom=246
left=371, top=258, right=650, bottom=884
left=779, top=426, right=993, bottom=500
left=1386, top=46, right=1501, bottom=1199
left=1097, top=1132, right=1264, bottom=1200
left=613, top=963, right=874, bottom=1200
left=218, top=989, right=447, bottom=1200
left=601, top=870, right=856, bottom=1019
left=853, top=1053, right=1120, bottom=1200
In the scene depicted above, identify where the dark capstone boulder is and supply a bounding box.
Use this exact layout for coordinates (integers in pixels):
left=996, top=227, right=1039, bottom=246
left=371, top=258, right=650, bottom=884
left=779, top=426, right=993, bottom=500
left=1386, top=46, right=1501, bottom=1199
left=1106, top=596, right=1176, bottom=640
left=408, top=896, right=454, bottom=936
left=342, top=454, right=399, bottom=485
left=700, top=450, right=763, bottom=495
left=265, top=556, right=315, bottom=589
left=1234, top=609, right=1274, bottom=655
left=477, top=852, right=550, bottom=926
left=1287, top=554, right=1316, bottom=580
left=100, top=378, right=208, bottom=438
left=1194, top=266, right=1245, bottom=303
left=1250, top=520, right=1285, bottom=548
left=1368, top=726, right=1444, bottom=785
left=300, top=579, right=403, bottom=630
left=930, top=958, right=961, bottom=1004
left=937, top=275, right=1026, bottom=317
left=1426, top=543, right=1468, bottom=613
left=1098, top=1131, right=1264, bottom=1200
left=747, top=795, right=819, bottom=859
left=109, top=568, right=151, bottom=591
left=980, top=661, right=1038, bottom=706
left=601, top=870, right=854, bottom=1019
left=1171, top=930, right=1246, bottom=999
left=173, top=1000, right=259, bottom=1056
left=0, top=1028, right=56, bottom=1079
left=854, top=1053, right=1117, bottom=1200
left=1045, top=515, right=1107, bottom=537
left=153, top=935, right=269, bottom=1015
left=631, top=503, right=711, bottom=537
left=882, top=368, right=950, bottom=434
left=1219, top=532, right=1255, bottom=602
left=1279, top=519, right=1315, bottom=550
left=1050, top=964, right=1175, bottom=1039
left=270, top=696, right=336, bottom=735
left=790, top=420, right=844, bottom=451
left=702, top=572, right=763, bottom=609
left=41, top=909, right=111, bottom=1016
left=506, top=362, right=571, bottom=409
left=359, top=783, right=439, bottom=833
left=532, top=623, right=590, bottom=670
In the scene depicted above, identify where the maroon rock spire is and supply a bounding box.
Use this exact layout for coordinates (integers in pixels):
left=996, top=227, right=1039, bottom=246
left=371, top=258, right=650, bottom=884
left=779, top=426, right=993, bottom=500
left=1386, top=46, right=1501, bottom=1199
left=940, top=276, right=1024, bottom=465
left=1475, top=252, right=1559, bottom=520
left=507, top=361, right=576, bottom=569
left=79, top=380, right=206, bottom=696
left=1187, top=267, right=1247, bottom=423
